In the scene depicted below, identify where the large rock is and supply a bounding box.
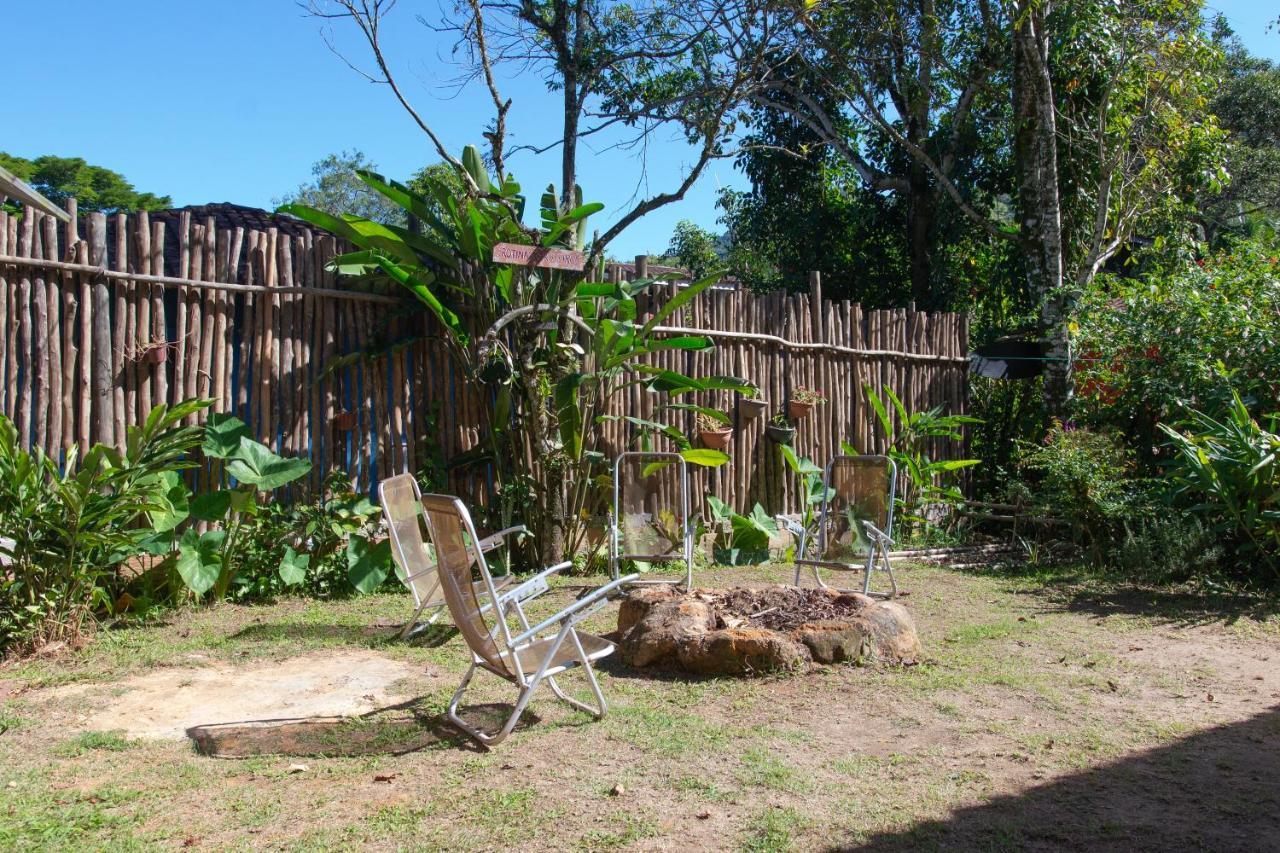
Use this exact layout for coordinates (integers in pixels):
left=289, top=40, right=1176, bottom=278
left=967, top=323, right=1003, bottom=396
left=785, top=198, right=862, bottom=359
left=616, top=584, right=921, bottom=675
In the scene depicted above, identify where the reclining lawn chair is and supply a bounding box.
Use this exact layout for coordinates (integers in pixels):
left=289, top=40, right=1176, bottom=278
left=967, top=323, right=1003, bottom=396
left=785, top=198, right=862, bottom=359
left=419, top=493, right=636, bottom=747
left=379, top=474, right=520, bottom=639
left=792, top=455, right=900, bottom=598
left=607, top=451, right=694, bottom=587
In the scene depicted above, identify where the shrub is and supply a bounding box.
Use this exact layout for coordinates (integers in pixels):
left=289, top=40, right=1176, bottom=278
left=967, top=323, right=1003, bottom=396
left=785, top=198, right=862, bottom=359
left=1159, top=393, right=1280, bottom=582
left=1073, top=240, right=1280, bottom=461
left=0, top=401, right=208, bottom=654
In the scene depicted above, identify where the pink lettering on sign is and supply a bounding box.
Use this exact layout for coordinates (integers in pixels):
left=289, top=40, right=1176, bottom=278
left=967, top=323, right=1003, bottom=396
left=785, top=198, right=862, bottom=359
left=492, top=242, right=586, bottom=271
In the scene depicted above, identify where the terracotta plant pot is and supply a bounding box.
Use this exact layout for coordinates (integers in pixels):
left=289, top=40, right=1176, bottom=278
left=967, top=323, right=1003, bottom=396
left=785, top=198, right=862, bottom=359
left=332, top=411, right=358, bottom=431
left=699, top=428, right=734, bottom=450
left=143, top=346, right=168, bottom=365
left=739, top=397, right=768, bottom=420
left=788, top=400, right=817, bottom=420
left=765, top=422, right=796, bottom=445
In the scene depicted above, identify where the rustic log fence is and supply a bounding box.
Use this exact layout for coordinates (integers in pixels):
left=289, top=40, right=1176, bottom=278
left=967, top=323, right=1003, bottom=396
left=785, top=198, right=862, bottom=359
left=0, top=201, right=968, bottom=517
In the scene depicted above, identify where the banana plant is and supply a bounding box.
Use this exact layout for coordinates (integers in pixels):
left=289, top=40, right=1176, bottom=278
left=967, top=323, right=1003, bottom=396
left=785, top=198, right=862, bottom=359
left=280, top=145, right=755, bottom=563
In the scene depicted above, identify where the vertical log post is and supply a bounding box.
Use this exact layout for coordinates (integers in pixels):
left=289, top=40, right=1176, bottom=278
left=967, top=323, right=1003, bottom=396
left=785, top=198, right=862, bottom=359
left=89, top=213, right=114, bottom=447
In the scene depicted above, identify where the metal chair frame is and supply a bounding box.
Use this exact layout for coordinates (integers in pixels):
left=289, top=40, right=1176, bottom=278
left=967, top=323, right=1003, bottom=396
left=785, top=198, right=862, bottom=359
left=791, top=455, right=900, bottom=598
left=607, top=451, right=694, bottom=588
left=378, top=474, right=518, bottom=639
left=419, top=493, right=638, bottom=747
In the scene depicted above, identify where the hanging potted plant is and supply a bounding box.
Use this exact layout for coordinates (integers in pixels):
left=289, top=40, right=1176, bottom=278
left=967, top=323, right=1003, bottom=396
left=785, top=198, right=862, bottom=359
left=788, top=387, right=826, bottom=420
left=739, top=394, right=768, bottom=420
left=765, top=413, right=796, bottom=445
left=696, top=411, right=734, bottom=450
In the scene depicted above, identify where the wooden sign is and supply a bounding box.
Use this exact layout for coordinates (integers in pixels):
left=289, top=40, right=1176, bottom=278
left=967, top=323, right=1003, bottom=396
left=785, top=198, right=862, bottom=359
left=492, top=242, right=585, bottom=271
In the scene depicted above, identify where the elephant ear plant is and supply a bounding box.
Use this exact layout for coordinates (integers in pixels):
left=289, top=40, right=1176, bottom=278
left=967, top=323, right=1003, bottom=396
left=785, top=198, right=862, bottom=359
left=148, top=414, right=393, bottom=601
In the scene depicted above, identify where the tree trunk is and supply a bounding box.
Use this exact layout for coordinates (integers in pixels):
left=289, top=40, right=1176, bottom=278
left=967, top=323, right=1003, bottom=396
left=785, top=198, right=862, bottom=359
left=906, top=165, right=936, bottom=307
left=1012, top=2, right=1071, bottom=417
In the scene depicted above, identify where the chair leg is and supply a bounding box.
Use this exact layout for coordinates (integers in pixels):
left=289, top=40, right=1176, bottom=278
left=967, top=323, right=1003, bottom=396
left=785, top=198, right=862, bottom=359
left=398, top=599, right=444, bottom=640
left=446, top=662, right=542, bottom=749
left=546, top=630, right=609, bottom=719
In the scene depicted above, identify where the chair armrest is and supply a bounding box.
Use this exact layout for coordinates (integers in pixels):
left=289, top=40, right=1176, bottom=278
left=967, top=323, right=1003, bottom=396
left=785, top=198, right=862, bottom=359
left=512, top=574, right=639, bottom=645
left=498, top=560, right=573, bottom=607
left=478, top=525, right=528, bottom=552
left=775, top=515, right=805, bottom=537
left=860, top=521, right=893, bottom=546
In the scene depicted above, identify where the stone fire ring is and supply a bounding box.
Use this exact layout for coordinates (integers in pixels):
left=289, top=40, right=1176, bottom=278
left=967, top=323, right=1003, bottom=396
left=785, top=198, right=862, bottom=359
left=616, top=585, right=921, bottom=676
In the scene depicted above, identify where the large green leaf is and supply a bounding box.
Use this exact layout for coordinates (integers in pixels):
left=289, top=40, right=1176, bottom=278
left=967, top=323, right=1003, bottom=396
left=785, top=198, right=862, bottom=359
left=642, top=269, right=723, bottom=335
left=203, top=413, right=249, bottom=459
left=555, top=373, right=585, bottom=458
left=462, top=145, right=492, bottom=195
left=146, top=470, right=190, bottom=533
left=176, top=529, right=225, bottom=595
left=680, top=448, right=730, bottom=467
left=354, top=170, right=457, bottom=245
left=347, top=535, right=392, bottom=595
left=278, top=546, right=310, bottom=587
left=189, top=489, right=232, bottom=522
left=226, top=438, right=312, bottom=491
left=367, top=254, right=469, bottom=346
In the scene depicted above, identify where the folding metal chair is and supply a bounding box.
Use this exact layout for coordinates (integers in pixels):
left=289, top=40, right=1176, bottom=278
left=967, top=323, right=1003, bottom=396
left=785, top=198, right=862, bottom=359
left=607, top=451, right=694, bottom=587
left=419, top=493, right=636, bottom=747
left=378, top=474, right=519, bottom=639
left=794, top=455, right=900, bottom=598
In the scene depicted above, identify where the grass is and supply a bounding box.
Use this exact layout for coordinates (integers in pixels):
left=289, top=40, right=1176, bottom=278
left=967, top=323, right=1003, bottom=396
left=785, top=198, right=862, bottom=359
left=1, top=561, right=1278, bottom=850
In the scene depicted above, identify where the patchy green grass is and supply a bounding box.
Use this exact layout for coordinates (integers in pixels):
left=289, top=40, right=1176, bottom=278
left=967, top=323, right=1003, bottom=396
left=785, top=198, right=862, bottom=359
left=1, top=562, right=1277, bottom=850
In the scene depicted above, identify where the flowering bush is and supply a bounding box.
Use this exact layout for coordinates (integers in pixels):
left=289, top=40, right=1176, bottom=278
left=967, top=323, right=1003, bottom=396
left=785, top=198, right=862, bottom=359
left=1072, top=240, right=1280, bottom=458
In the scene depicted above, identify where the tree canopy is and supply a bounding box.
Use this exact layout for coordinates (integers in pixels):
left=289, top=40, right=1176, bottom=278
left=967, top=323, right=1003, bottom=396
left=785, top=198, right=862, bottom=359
left=0, top=153, right=171, bottom=212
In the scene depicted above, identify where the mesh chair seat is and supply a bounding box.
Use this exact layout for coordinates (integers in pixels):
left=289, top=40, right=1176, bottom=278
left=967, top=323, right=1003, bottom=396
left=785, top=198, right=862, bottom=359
left=795, top=455, right=900, bottom=598
left=609, top=452, right=694, bottom=587
left=494, top=632, right=615, bottom=679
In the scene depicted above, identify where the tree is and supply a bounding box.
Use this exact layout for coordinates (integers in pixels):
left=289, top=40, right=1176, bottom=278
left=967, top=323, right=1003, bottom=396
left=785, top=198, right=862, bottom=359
left=0, top=153, right=171, bottom=212
left=304, top=0, right=805, bottom=266
left=665, top=220, right=723, bottom=278
left=274, top=150, right=405, bottom=224
left=1200, top=18, right=1280, bottom=242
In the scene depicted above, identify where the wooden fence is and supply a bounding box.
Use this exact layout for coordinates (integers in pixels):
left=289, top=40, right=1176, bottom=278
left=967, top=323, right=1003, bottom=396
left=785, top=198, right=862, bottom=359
left=0, top=202, right=968, bottom=516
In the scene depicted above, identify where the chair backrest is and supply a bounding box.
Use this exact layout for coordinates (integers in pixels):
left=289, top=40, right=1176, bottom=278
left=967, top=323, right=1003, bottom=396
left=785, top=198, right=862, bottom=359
left=378, top=474, right=437, bottom=607
left=818, top=455, right=897, bottom=560
left=612, top=452, right=691, bottom=560
left=417, top=493, right=512, bottom=677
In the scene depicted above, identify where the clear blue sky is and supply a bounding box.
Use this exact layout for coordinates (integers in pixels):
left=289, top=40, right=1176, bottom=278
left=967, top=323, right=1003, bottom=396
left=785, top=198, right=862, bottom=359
left=5, top=1, right=1278, bottom=259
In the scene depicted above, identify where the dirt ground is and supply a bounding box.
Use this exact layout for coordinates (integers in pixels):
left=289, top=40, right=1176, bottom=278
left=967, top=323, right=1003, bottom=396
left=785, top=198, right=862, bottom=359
left=1, top=561, right=1277, bottom=851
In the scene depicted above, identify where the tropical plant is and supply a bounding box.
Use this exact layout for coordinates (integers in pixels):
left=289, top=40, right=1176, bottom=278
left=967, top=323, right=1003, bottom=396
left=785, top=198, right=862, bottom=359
left=1159, top=392, right=1280, bottom=579
left=778, top=445, right=833, bottom=541
left=145, top=413, right=391, bottom=600
left=705, top=496, right=778, bottom=566
left=282, top=145, right=752, bottom=565
left=0, top=400, right=208, bottom=653
left=792, top=388, right=826, bottom=406
left=857, top=384, right=980, bottom=539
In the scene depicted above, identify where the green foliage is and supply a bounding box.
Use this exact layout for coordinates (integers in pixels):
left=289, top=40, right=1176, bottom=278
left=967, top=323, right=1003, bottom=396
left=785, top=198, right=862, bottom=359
left=227, top=472, right=393, bottom=601
left=1072, top=240, right=1280, bottom=459
left=273, top=150, right=408, bottom=226
left=282, top=147, right=750, bottom=565
left=779, top=446, right=832, bottom=536
left=1159, top=393, right=1280, bottom=579
left=665, top=220, right=723, bottom=278
left=1015, top=422, right=1141, bottom=563
left=145, top=414, right=336, bottom=601
left=0, top=400, right=208, bottom=653
left=0, top=152, right=170, bottom=212
left=857, top=384, right=980, bottom=541
left=705, top=497, right=778, bottom=565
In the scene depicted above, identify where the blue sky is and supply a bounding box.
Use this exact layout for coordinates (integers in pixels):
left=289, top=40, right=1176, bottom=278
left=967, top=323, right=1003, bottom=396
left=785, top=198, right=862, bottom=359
left=5, top=1, right=1278, bottom=259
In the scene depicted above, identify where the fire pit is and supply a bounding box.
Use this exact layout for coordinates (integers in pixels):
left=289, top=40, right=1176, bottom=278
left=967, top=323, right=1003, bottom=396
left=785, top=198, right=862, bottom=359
left=616, top=585, right=920, bottom=676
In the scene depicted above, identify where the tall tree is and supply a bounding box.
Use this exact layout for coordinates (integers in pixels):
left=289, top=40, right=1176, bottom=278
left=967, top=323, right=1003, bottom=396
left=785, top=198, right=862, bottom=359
left=0, top=153, right=171, bottom=212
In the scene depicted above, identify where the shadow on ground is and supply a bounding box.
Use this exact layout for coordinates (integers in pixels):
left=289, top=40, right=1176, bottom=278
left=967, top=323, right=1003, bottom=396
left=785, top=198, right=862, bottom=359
left=226, top=622, right=458, bottom=648
left=842, top=705, right=1280, bottom=852
left=186, top=700, right=535, bottom=757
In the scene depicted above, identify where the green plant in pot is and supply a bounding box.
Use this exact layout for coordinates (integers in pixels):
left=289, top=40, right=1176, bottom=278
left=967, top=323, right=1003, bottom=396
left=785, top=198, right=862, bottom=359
left=765, top=413, right=797, bottom=445
left=788, top=388, right=826, bottom=420
left=695, top=411, right=733, bottom=450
